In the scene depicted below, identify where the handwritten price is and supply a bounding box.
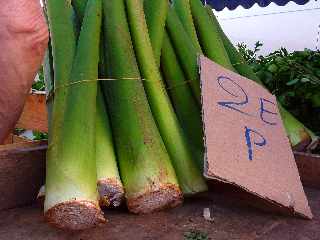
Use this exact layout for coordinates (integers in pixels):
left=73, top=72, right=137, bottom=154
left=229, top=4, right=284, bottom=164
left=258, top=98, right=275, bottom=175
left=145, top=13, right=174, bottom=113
left=217, top=76, right=278, bottom=161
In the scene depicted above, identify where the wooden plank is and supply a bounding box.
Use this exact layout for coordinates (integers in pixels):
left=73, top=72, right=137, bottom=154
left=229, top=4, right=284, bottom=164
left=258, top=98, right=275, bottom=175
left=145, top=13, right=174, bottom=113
left=12, top=135, right=33, bottom=144
left=0, top=141, right=43, bottom=151
left=16, top=93, right=48, bottom=133
left=0, top=141, right=47, bottom=210
left=294, top=152, right=320, bottom=189
left=2, top=134, right=34, bottom=146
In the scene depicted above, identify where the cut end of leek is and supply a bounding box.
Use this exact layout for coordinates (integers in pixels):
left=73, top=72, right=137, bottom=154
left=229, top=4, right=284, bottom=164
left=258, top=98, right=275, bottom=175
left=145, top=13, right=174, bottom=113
left=98, top=178, right=125, bottom=208
left=45, top=200, right=106, bottom=231
left=127, top=184, right=183, bottom=214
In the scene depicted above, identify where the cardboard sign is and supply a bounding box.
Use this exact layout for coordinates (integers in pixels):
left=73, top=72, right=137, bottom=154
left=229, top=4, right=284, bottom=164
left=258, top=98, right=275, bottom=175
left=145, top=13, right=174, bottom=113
left=200, top=56, right=312, bottom=219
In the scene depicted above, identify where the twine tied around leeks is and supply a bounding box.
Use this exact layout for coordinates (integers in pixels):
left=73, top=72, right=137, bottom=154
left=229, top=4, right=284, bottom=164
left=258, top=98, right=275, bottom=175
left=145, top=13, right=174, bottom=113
left=45, top=76, right=206, bottom=103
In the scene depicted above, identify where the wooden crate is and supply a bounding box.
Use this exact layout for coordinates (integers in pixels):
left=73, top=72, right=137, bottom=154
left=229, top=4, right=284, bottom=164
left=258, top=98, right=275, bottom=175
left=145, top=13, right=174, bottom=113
left=0, top=93, right=47, bottom=211
left=294, top=151, right=320, bottom=189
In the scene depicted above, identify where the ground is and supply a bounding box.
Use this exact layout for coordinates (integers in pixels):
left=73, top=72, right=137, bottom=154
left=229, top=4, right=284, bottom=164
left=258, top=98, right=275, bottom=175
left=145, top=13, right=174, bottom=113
left=0, top=187, right=319, bottom=240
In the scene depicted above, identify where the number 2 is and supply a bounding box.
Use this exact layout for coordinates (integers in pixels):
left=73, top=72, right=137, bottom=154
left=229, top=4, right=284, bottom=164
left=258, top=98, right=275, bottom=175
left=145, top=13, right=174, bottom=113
left=217, top=76, right=252, bottom=116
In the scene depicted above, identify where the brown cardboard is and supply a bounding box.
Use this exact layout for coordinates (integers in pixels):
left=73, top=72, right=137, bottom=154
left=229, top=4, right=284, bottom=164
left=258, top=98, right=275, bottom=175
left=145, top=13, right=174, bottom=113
left=2, top=92, right=48, bottom=144
left=200, top=56, right=312, bottom=219
left=16, top=92, right=48, bottom=133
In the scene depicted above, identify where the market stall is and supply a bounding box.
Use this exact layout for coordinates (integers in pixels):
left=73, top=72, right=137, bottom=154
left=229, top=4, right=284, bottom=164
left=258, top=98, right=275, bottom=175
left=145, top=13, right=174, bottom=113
left=0, top=0, right=318, bottom=239
left=204, top=0, right=310, bottom=10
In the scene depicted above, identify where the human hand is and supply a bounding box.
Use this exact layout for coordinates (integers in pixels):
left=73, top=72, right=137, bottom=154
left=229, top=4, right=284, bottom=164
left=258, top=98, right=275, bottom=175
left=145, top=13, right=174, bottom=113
left=1, top=0, right=48, bottom=52
left=0, top=0, right=49, bottom=143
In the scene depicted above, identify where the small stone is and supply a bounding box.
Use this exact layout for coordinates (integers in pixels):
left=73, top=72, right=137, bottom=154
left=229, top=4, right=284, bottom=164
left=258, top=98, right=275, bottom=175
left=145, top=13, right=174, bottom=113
left=203, top=208, right=214, bottom=223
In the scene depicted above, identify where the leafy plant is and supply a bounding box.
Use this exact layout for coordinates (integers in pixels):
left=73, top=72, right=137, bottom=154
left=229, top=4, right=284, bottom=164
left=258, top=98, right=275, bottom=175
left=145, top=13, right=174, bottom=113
left=184, top=230, right=209, bottom=240
left=237, top=41, right=263, bottom=64
left=32, top=68, right=46, bottom=91
left=32, top=131, right=48, bottom=141
left=237, top=42, right=320, bottom=138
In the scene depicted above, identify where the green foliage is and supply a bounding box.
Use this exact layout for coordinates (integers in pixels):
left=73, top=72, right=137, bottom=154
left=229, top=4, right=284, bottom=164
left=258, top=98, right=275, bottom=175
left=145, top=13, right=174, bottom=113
left=32, top=68, right=46, bottom=91
left=238, top=42, right=320, bottom=136
left=184, top=230, right=209, bottom=240
left=32, top=131, right=48, bottom=141
left=31, top=68, right=48, bottom=141
left=237, top=41, right=263, bottom=64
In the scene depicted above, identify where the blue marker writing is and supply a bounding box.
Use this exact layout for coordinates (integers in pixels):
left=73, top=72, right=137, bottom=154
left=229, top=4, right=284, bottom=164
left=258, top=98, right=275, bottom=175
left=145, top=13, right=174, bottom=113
left=259, top=98, right=277, bottom=126
left=244, top=126, right=267, bottom=161
left=217, top=76, right=252, bottom=116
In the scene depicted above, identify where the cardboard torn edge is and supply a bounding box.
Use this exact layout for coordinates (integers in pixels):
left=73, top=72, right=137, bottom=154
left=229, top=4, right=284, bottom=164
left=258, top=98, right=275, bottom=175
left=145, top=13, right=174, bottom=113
left=204, top=172, right=313, bottom=220
left=198, top=55, right=210, bottom=179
